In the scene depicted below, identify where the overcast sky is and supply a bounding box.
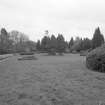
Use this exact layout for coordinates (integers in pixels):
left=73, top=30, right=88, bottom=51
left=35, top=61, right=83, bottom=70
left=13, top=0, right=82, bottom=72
left=0, top=0, right=105, bottom=41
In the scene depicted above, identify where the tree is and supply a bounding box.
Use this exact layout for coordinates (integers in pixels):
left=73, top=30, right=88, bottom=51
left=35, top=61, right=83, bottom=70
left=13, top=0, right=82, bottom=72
left=71, top=37, right=82, bottom=52
left=9, top=31, right=29, bottom=43
left=9, top=30, right=30, bottom=53
left=69, top=37, right=74, bottom=49
left=36, top=40, right=41, bottom=51
left=92, top=27, right=104, bottom=49
left=49, top=35, right=57, bottom=55
left=40, top=36, right=50, bottom=52
left=82, top=38, right=92, bottom=50
left=0, top=28, right=12, bottom=54
left=23, top=41, right=36, bottom=52
left=65, top=41, right=69, bottom=49
left=57, top=34, right=66, bottom=55
left=0, top=28, right=9, bottom=45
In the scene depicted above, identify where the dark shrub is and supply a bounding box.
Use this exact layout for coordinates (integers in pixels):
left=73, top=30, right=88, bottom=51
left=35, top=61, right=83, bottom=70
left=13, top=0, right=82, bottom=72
left=58, top=52, right=64, bottom=56
left=48, top=48, right=56, bottom=56
left=86, top=44, right=105, bottom=72
left=72, top=50, right=78, bottom=54
left=19, top=52, right=34, bottom=55
left=48, top=52, right=56, bottom=56
left=0, top=49, right=10, bottom=54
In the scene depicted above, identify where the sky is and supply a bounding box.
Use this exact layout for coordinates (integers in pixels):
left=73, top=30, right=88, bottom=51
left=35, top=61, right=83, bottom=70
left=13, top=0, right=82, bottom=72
left=0, top=0, right=105, bottom=41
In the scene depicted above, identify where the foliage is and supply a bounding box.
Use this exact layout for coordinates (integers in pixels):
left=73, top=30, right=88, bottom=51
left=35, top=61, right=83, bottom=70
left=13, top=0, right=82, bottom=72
left=86, top=44, right=105, bottom=72
left=0, top=27, right=104, bottom=55
left=71, top=37, right=82, bottom=52
left=40, top=34, right=66, bottom=55
left=50, top=35, right=57, bottom=50
left=48, top=35, right=57, bottom=55
left=19, top=52, right=34, bottom=55
left=0, top=28, right=36, bottom=54
left=92, top=27, right=104, bottom=49
left=57, top=34, right=66, bottom=54
left=69, top=37, right=74, bottom=49
left=36, top=40, right=41, bottom=51
left=81, top=38, right=92, bottom=50
left=70, top=37, right=92, bottom=52
left=9, top=30, right=35, bottom=53
left=40, top=36, right=50, bottom=52
left=0, top=28, right=13, bottom=54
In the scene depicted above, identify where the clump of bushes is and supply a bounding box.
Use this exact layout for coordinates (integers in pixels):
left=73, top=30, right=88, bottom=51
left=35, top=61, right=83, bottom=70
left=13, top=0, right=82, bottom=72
left=86, top=44, right=105, bottom=72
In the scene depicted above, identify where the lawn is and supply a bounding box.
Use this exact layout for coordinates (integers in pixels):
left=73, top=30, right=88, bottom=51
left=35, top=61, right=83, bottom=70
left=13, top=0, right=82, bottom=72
left=0, top=54, right=105, bottom=105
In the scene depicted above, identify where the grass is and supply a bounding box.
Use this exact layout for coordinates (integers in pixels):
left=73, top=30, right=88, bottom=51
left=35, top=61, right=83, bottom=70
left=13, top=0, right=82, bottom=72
left=0, top=54, right=12, bottom=61
left=0, top=54, right=105, bottom=105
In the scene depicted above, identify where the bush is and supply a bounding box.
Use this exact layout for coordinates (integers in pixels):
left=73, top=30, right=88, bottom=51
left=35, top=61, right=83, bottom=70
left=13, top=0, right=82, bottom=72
left=0, top=49, right=9, bottom=54
left=19, top=52, right=34, bottom=55
left=48, top=48, right=56, bottom=55
left=86, top=44, right=105, bottom=72
left=71, top=50, right=78, bottom=54
left=48, top=52, right=56, bottom=56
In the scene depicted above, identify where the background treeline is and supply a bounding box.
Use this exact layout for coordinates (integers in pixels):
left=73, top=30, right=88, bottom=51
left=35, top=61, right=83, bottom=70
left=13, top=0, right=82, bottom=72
left=0, top=28, right=36, bottom=54
left=36, top=34, right=67, bottom=55
left=36, top=35, right=92, bottom=54
left=0, top=27, right=104, bottom=54
left=36, top=27, right=104, bottom=54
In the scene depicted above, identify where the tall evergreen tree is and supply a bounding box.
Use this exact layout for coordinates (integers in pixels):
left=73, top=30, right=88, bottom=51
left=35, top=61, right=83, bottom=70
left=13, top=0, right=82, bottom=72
left=92, top=27, right=104, bottom=48
left=0, top=28, right=11, bottom=54
left=49, top=35, right=57, bottom=55
left=71, top=37, right=82, bottom=52
left=41, top=36, right=50, bottom=51
left=82, top=38, right=92, bottom=50
left=0, top=28, right=9, bottom=44
left=57, top=34, right=66, bottom=54
left=36, top=40, right=41, bottom=51
left=69, top=37, right=74, bottom=48
left=50, top=35, right=57, bottom=50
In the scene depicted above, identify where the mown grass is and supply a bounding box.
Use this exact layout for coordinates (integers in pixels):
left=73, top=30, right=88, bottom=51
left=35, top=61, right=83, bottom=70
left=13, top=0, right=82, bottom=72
left=0, top=54, right=105, bottom=105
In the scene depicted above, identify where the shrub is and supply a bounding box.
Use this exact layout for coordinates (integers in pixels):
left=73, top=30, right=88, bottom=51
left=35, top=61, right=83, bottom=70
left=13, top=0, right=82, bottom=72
left=19, top=52, right=34, bottom=55
left=86, top=44, right=105, bottom=72
left=0, top=49, right=9, bottom=54
left=48, top=48, right=56, bottom=55
left=72, top=50, right=78, bottom=54
left=48, top=52, right=56, bottom=56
